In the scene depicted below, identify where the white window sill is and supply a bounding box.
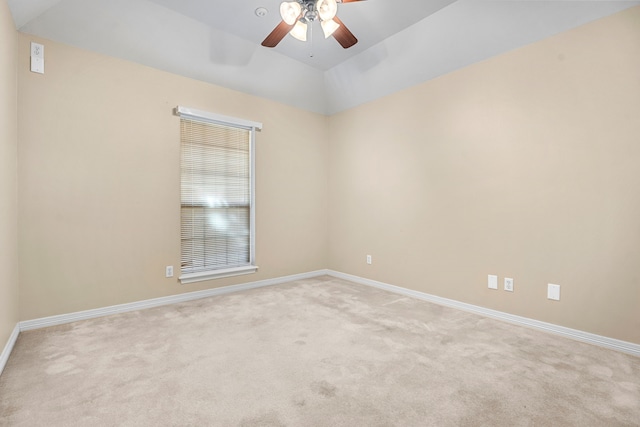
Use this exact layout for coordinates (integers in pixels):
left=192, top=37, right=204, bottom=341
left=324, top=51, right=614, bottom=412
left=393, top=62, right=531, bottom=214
left=179, top=265, right=258, bottom=285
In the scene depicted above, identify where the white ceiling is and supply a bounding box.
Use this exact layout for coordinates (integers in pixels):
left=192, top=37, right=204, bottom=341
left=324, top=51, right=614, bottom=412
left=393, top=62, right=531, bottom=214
left=8, top=0, right=640, bottom=114
left=147, top=0, right=458, bottom=71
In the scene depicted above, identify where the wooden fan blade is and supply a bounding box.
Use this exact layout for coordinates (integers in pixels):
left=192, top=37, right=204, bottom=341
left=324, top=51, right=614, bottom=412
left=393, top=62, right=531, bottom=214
left=332, top=16, right=358, bottom=49
left=262, top=20, right=295, bottom=48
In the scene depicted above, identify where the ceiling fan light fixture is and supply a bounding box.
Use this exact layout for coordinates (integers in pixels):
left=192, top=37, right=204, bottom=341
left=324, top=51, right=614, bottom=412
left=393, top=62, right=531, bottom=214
left=263, top=0, right=359, bottom=49
left=290, top=20, right=308, bottom=41
left=321, top=18, right=340, bottom=38
left=316, top=0, right=338, bottom=21
left=280, top=1, right=302, bottom=25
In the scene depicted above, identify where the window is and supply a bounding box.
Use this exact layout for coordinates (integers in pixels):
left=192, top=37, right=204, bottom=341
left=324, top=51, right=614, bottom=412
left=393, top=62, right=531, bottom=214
left=176, top=106, right=261, bottom=284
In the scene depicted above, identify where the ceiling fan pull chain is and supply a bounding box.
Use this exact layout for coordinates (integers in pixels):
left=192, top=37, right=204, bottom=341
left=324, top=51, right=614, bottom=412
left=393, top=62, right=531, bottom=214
left=309, top=22, right=314, bottom=58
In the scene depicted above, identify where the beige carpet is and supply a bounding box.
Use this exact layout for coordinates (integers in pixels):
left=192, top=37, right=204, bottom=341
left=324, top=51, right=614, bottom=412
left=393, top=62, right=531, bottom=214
left=1, top=275, right=639, bottom=426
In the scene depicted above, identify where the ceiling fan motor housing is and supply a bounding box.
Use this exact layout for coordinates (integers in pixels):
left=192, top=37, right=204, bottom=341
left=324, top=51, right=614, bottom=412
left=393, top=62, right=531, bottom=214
left=263, top=0, right=359, bottom=49
left=299, top=0, right=319, bottom=23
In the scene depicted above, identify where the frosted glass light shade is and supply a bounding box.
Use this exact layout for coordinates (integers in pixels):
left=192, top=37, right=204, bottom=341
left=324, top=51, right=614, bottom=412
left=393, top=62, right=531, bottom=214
left=280, top=1, right=302, bottom=25
left=321, top=18, right=340, bottom=38
left=316, top=0, right=338, bottom=21
left=290, top=20, right=308, bottom=41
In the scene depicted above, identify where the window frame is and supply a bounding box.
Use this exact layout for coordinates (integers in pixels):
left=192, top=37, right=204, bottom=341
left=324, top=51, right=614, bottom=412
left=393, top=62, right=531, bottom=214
left=176, top=106, right=262, bottom=285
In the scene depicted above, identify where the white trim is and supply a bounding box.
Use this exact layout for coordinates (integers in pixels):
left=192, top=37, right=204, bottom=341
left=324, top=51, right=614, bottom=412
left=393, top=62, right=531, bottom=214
left=0, top=323, right=20, bottom=377
left=177, top=106, right=260, bottom=284
left=20, top=270, right=329, bottom=332
left=250, top=125, right=257, bottom=267
left=326, top=270, right=640, bottom=357
left=15, top=269, right=639, bottom=358
left=176, top=106, right=262, bottom=131
left=180, top=265, right=258, bottom=284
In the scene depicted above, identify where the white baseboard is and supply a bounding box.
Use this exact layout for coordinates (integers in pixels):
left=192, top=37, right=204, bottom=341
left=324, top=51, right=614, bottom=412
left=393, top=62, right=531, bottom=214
left=326, top=270, right=640, bottom=357
left=0, top=323, right=20, bottom=377
left=14, top=268, right=639, bottom=359
left=20, top=269, right=330, bottom=332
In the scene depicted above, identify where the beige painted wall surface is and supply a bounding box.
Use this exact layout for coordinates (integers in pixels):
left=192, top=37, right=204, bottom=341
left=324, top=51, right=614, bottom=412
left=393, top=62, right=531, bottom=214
left=0, top=0, right=19, bottom=349
left=17, top=35, right=328, bottom=320
left=328, top=7, right=640, bottom=344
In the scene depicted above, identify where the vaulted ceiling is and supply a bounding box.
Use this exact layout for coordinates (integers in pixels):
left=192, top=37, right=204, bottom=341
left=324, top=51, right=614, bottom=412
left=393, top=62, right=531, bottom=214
left=8, top=0, right=640, bottom=114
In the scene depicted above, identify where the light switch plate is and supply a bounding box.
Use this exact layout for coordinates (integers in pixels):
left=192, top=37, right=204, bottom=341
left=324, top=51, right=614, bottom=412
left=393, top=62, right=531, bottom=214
left=547, top=283, right=560, bottom=301
left=31, top=57, right=44, bottom=74
left=488, top=275, right=498, bottom=290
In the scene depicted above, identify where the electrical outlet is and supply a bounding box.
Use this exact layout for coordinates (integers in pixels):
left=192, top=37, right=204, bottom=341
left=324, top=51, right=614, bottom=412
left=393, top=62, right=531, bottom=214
left=165, top=266, right=174, bottom=278
left=30, top=42, right=45, bottom=74
left=366, top=255, right=372, bottom=265
left=504, top=277, right=514, bottom=292
left=31, top=42, right=44, bottom=58
left=488, top=274, right=498, bottom=290
left=547, top=283, right=560, bottom=301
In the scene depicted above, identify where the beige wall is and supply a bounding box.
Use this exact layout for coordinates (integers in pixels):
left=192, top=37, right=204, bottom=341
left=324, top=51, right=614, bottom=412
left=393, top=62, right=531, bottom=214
left=0, top=0, right=19, bottom=348
left=13, top=7, right=640, bottom=346
left=17, top=35, right=328, bottom=320
left=328, top=7, right=640, bottom=344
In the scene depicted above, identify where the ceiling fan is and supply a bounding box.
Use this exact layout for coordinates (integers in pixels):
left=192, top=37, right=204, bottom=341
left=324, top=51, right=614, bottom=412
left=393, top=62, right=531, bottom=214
left=262, top=0, right=365, bottom=49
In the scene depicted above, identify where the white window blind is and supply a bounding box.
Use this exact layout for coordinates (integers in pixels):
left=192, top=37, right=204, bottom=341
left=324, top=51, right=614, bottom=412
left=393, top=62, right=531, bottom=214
left=177, top=107, right=260, bottom=284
